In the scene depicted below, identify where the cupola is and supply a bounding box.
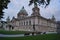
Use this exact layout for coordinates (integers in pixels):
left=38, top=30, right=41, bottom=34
left=17, top=6, right=28, bottom=19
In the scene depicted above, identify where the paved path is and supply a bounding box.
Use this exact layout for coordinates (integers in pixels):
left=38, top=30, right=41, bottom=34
left=0, top=32, right=57, bottom=37
left=0, top=34, right=24, bottom=37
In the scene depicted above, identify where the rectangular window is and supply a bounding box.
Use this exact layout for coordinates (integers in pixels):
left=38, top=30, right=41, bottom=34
left=26, top=21, right=28, bottom=25
left=24, top=22, right=25, bottom=25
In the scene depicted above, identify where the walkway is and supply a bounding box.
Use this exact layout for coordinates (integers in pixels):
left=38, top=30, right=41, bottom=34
left=0, top=32, right=57, bottom=37
left=0, top=34, right=24, bottom=37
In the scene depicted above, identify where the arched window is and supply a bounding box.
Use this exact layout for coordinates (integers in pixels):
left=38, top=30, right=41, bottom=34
left=29, top=21, right=31, bottom=25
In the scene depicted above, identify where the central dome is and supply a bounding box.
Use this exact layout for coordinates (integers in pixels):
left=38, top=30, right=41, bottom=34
left=17, top=6, right=28, bottom=19
left=18, top=6, right=28, bottom=16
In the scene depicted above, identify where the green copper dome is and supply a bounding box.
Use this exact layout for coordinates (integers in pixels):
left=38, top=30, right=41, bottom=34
left=18, top=6, right=28, bottom=16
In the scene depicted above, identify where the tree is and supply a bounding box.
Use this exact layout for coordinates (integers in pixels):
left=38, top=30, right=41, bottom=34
left=29, top=0, right=50, bottom=7
left=0, top=0, right=10, bottom=19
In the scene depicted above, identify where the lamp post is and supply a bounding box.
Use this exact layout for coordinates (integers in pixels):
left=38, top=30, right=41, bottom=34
left=33, top=24, right=35, bottom=31
left=32, top=24, right=35, bottom=36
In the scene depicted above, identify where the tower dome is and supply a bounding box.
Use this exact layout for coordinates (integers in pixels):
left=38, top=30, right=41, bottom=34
left=17, top=6, right=28, bottom=18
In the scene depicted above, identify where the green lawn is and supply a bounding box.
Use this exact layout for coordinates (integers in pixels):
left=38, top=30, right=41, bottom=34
left=0, top=30, right=29, bottom=34
left=0, top=34, right=60, bottom=40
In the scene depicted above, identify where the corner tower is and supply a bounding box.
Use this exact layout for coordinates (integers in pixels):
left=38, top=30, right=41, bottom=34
left=31, top=4, right=40, bottom=16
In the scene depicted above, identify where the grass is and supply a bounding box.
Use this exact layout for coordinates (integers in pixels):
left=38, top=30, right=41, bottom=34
left=0, top=30, right=29, bottom=34
left=0, top=34, right=60, bottom=40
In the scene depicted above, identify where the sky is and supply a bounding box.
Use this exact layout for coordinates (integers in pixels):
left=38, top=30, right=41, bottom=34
left=3, top=0, right=60, bottom=21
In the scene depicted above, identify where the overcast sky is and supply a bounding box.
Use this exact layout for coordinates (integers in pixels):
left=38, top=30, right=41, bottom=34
left=3, top=0, right=60, bottom=21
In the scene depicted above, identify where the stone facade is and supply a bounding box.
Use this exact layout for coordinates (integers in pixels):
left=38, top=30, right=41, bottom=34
left=57, top=21, right=60, bottom=33
left=7, top=6, right=57, bottom=33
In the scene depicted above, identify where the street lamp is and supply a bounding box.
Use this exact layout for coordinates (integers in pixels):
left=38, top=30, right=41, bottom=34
left=32, top=24, right=35, bottom=36
left=33, top=24, right=35, bottom=31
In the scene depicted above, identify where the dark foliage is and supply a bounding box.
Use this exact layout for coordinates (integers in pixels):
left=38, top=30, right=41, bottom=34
left=0, top=0, right=10, bottom=19
left=29, top=0, right=50, bottom=7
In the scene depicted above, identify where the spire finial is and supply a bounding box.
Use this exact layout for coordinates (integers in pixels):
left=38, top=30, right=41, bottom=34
left=51, top=15, right=56, bottom=21
left=22, top=6, right=24, bottom=9
left=6, top=16, right=10, bottom=22
left=12, top=16, right=15, bottom=19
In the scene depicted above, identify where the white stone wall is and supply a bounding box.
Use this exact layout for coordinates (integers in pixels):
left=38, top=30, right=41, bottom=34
left=35, top=17, right=38, bottom=25
left=17, top=25, right=33, bottom=31
left=16, top=21, right=19, bottom=26
left=10, top=16, right=57, bottom=32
